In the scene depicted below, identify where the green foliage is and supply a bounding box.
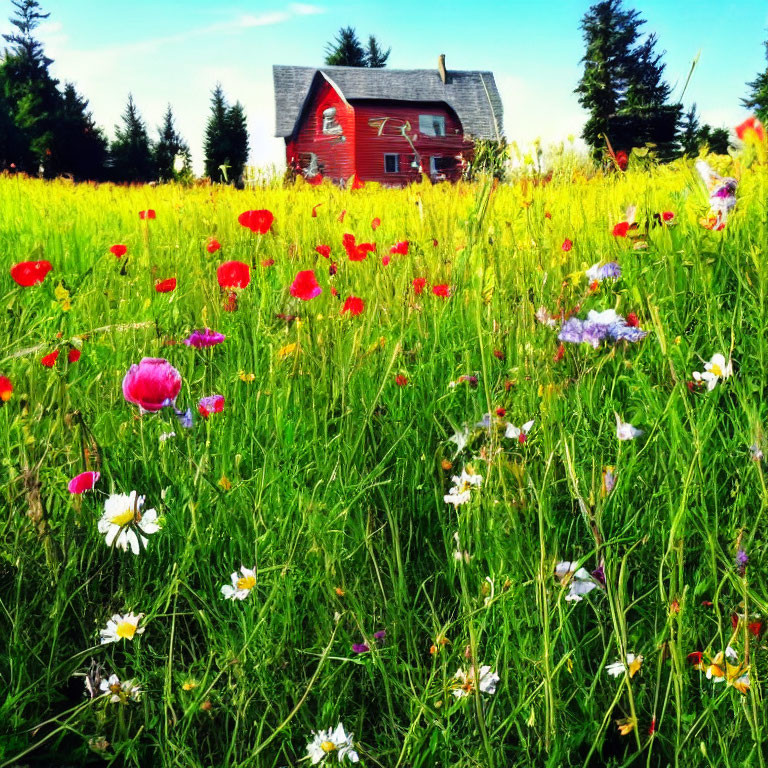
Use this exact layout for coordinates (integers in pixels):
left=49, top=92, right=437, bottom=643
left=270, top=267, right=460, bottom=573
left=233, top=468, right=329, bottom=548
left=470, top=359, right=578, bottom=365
left=203, top=84, right=249, bottom=185
left=575, top=0, right=682, bottom=161
left=743, top=40, right=768, bottom=124
left=467, top=138, right=509, bottom=180
left=3, top=160, right=768, bottom=766
left=154, top=104, right=190, bottom=182
left=324, top=27, right=390, bottom=68
left=698, top=125, right=732, bottom=155
left=109, top=94, right=155, bottom=183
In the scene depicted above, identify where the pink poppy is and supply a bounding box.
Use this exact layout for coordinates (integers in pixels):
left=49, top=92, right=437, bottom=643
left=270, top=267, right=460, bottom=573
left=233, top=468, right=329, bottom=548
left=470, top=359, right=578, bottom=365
left=68, top=471, right=100, bottom=494
left=184, top=329, right=225, bottom=348
left=290, top=270, right=322, bottom=301
left=238, top=209, right=274, bottom=234
left=122, top=357, right=182, bottom=413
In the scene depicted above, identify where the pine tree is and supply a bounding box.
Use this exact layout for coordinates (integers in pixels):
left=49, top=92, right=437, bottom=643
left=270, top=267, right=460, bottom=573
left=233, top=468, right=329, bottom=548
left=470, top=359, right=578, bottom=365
left=0, top=0, right=61, bottom=172
left=154, top=105, right=190, bottom=181
left=324, top=27, right=367, bottom=67
left=50, top=83, right=108, bottom=179
left=575, top=0, right=682, bottom=161
left=697, top=125, right=731, bottom=155
left=225, top=101, right=249, bottom=186
left=365, top=36, right=390, bottom=68
left=110, top=94, right=155, bottom=182
left=679, top=104, right=701, bottom=156
left=743, top=39, right=768, bottom=124
left=203, top=84, right=230, bottom=180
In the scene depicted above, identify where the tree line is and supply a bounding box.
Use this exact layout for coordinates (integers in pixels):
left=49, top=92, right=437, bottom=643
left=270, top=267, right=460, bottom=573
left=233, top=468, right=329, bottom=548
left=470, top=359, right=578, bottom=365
left=0, top=0, right=249, bottom=182
left=576, top=0, right=767, bottom=162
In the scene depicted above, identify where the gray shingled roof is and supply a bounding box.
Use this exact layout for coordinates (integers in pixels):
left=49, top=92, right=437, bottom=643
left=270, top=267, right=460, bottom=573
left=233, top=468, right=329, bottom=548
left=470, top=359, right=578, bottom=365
left=273, top=65, right=503, bottom=141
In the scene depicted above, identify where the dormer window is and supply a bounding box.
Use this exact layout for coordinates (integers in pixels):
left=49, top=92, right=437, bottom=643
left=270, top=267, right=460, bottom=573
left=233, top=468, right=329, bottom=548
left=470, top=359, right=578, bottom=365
left=418, top=114, right=446, bottom=136
left=322, top=107, right=342, bottom=135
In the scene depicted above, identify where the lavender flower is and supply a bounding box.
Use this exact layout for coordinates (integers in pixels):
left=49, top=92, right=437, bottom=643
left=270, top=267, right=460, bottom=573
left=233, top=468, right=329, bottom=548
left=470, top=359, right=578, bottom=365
left=175, top=407, right=193, bottom=429
left=184, top=328, right=226, bottom=348
left=559, top=309, right=646, bottom=347
left=558, top=317, right=584, bottom=344
left=736, top=549, right=748, bottom=576
left=373, top=630, right=386, bottom=641
left=586, top=261, right=621, bottom=282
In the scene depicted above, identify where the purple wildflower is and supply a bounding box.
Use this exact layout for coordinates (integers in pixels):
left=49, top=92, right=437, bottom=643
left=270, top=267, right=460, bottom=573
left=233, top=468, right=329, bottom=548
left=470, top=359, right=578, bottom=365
left=591, top=564, right=606, bottom=587
left=184, top=328, right=226, bottom=348
left=558, top=317, right=584, bottom=344
left=581, top=321, right=610, bottom=348
left=374, top=630, right=386, bottom=641
left=736, top=549, right=748, bottom=576
left=175, top=407, right=193, bottom=428
left=609, top=324, right=648, bottom=343
left=198, top=394, right=225, bottom=418
left=352, top=643, right=370, bottom=654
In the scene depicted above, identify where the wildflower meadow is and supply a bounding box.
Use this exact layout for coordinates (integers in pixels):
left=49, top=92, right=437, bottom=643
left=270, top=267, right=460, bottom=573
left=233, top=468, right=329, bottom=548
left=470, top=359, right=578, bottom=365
left=2, top=152, right=768, bottom=767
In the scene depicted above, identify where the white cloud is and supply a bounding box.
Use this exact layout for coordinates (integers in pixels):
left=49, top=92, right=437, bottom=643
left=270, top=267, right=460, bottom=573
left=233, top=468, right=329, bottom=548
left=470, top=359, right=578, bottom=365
left=290, top=4, right=326, bottom=16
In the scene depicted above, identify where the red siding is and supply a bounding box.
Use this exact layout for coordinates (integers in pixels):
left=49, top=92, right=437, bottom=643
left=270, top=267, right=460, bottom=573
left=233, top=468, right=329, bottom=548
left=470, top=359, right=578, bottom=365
left=352, top=101, right=473, bottom=186
left=286, top=79, right=355, bottom=184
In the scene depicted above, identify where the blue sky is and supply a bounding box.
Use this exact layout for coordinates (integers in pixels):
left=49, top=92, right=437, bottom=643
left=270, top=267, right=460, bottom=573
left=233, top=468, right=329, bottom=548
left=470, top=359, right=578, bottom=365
left=8, top=0, right=767, bottom=171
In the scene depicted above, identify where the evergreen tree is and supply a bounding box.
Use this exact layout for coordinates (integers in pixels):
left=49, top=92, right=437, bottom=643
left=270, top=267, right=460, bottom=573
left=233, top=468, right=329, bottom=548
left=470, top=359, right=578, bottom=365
left=225, top=101, right=249, bottom=186
left=0, top=0, right=60, bottom=172
left=154, top=105, right=190, bottom=181
left=50, top=83, right=108, bottom=179
left=110, top=94, right=155, bottom=182
left=0, top=89, right=25, bottom=169
left=679, top=104, right=701, bottom=156
left=365, top=36, right=390, bottom=68
left=575, top=0, right=682, bottom=161
left=324, top=27, right=367, bottom=67
left=203, top=84, right=231, bottom=181
left=697, top=125, right=731, bottom=155
left=743, top=39, right=768, bottom=124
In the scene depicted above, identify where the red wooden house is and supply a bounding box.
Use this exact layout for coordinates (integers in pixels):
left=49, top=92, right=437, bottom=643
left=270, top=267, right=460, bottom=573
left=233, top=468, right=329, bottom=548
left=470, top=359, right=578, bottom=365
left=273, top=56, right=503, bottom=186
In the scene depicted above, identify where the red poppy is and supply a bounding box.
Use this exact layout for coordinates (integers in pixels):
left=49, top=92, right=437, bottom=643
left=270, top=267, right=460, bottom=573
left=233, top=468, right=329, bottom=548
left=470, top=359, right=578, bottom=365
left=316, top=245, right=331, bottom=259
left=0, top=375, right=12, bottom=402
left=413, top=277, right=427, bottom=295
left=662, top=211, right=674, bottom=222
left=207, top=238, right=221, bottom=254
left=10, top=260, right=52, bottom=287
left=561, top=238, right=573, bottom=252
left=350, top=174, right=365, bottom=190
left=612, top=222, right=630, bottom=238
left=371, top=217, right=381, bottom=230
left=495, top=407, right=506, bottom=417
left=217, top=260, right=250, bottom=289
left=155, top=278, right=177, bottom=293
left=290, top=270, right=322, bottom=301
left=330, top=286, right=338, bottom=297
left=338, top=209, right=346, bottom=223
left=261, top=259, right=275, bottom=267
left=41, top=350, right=59, bottom=367
left=545, top=212, right=552, bottom=220
left=342, top=233, right=376, bottom=261
left=139, top=209, right=156, bottom=220
left=588, top=280, right=599, bottom=293
left=432, top=239, right=438, bottom=247
left=341, top=296, right=364, bottom=316
left=432, top=284, right=450, bottom=297
left=329, top=262, right=338, bottom=276
left=749, top=621, right=763, bottom=637
left=735, top=116, right=765, bottom=142
left=390, top=241, right=409, bottom=256
left=395, top=374, right=408, bottom=386
left=493, top=349, right=505, bottom=361
left=110, top=244, right=127, bottom=258
left=382, top=255, right=391, bottom=266
left=68, top=348, right=81, bottom=363
left=312, top=203, right=323, bottom=218
left=615, top=150, right=628, bottom=171
left=687, top=651, right=703, bottom=666
left=238, top=209, right=274, bottom=234
left=626, top=312, right=639, bottom=327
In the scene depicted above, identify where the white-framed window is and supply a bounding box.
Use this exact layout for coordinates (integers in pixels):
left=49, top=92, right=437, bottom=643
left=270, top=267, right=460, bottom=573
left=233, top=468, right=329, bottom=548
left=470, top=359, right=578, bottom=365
left=419, top=114, right=446, bottom=136
left=384, top=154, right=400, bottom=173
left=321, top=107, right=342, bottom=135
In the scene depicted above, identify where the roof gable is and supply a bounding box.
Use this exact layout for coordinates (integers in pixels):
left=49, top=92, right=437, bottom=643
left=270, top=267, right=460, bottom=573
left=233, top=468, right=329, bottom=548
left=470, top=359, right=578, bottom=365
left=273, top=65, right=503, bottom=141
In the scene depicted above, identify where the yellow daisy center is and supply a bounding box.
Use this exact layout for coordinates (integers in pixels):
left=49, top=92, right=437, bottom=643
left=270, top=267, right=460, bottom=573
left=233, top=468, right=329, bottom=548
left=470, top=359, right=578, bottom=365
left=710, top=363, right=723, bottom=377
left=116, top=621, right=137, bottom=639
left=236, top=575, right=256, bottom=590
left=111, top=509, right=134, bottom=527
left=320, top=741, right=337, bottom=753
left=109, top=683, right=122, bottom=695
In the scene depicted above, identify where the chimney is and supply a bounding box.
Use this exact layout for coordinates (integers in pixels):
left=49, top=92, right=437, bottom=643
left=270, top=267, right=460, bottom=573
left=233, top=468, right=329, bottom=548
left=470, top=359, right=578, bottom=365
left=438, top=54, right=447, bottom=84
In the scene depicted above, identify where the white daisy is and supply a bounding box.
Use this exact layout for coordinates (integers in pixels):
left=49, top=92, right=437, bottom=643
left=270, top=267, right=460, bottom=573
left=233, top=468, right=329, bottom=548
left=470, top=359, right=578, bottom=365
left=99, top=612, right=145, bottom=645
left=606, top=653, right=643, bottom=678
left=444, top=468, right=483, bottom=507
left=221, top=566, right=257, bottom=600
left=615, top=413, right=642, bottom=441
left=692, top=353, right=733, bottom=391
left=452, top=665, right=500, bottom=697
left=306, top=722, right=359, bottom=764
left=505, top=419, right=534, bottom=440
left=98, top=491, right=160, bottom=555
left=99, top=673, right=142, bottom=704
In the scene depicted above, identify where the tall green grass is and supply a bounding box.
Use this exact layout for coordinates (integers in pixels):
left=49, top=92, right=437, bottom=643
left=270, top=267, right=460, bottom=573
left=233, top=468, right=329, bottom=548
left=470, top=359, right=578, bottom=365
left=1, top=159, right=767, bottom=767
